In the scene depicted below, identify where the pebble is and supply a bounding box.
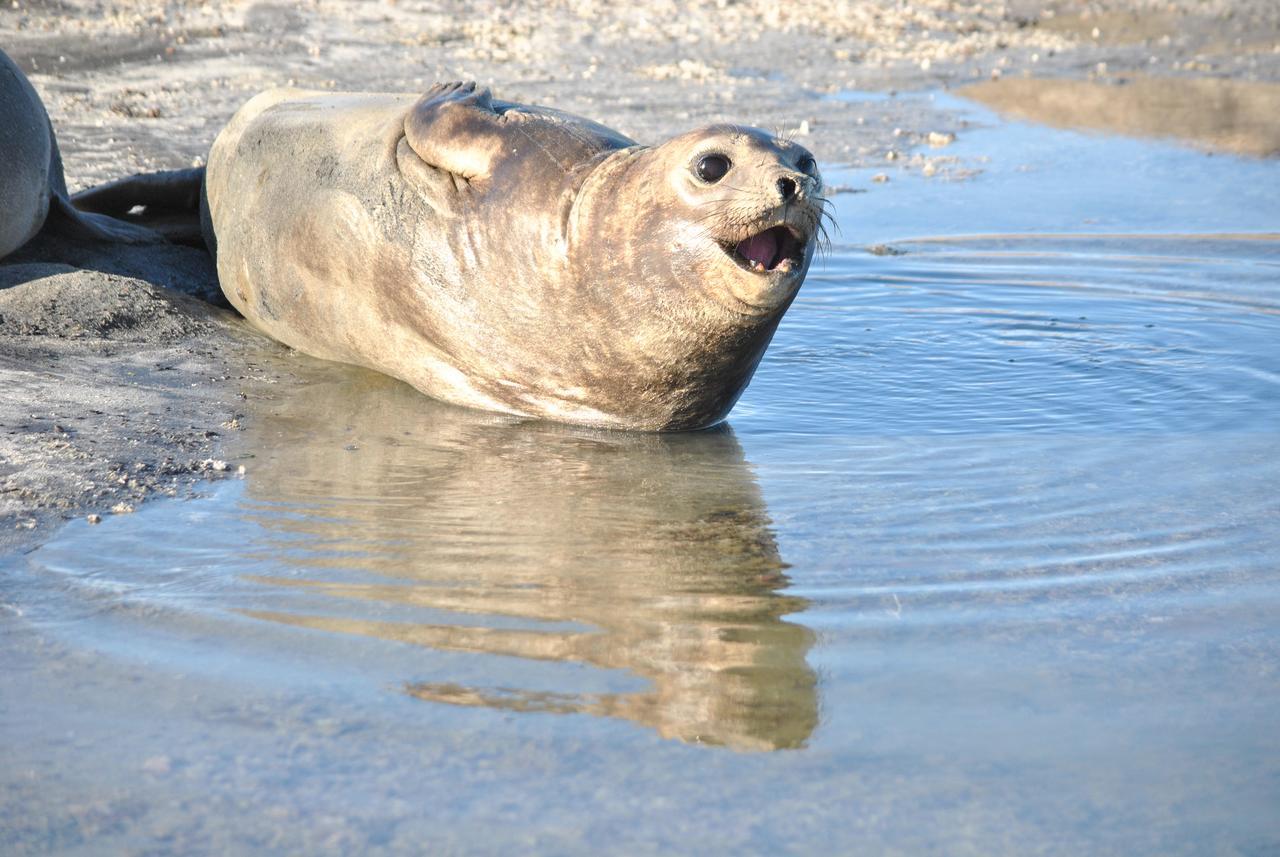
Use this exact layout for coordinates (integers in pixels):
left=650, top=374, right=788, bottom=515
left=87, top=514, right=102, bottom=524
left=872, top=173, right=890, bottom=183
left=111, top=502, right=135, bottom=514
left=927, top=131, right=956, bottom=147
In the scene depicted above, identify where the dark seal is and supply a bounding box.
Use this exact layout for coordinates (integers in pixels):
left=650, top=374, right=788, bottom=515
left=0, top=48, right=164, bottom=260
left=204, top=81, right=826, bottom=430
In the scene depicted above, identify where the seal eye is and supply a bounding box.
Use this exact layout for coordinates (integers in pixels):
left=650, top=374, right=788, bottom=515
left=696, top=154, right=731, bottom=183
left=797, top=156, right=816, bottom=174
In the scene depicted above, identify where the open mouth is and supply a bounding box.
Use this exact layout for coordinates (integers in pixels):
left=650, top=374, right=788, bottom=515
left=728, top=225, right=807, bottom=275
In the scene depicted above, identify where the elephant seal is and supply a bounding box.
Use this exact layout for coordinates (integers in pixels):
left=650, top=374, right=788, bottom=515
left=203, top=81, right=825, bottom=430
left=0, top=48, right=163, bottom=261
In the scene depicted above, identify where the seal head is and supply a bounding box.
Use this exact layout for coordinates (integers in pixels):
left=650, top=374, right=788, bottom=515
left=554, top=124, right=825, bottom=427
left=594, top=124, right=822, bottom=317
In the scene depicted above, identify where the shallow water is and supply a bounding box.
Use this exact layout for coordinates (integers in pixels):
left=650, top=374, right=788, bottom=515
left=4, top=94, right=1280, bottom=854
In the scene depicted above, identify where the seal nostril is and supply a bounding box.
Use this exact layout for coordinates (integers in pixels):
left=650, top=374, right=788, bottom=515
left=777, top=177, right=797, bottom=201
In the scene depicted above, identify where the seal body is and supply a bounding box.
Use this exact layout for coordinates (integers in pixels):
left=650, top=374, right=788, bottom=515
left=205, top=82, right=824, bottom=430
left=0, top=49, right=58, bottom=258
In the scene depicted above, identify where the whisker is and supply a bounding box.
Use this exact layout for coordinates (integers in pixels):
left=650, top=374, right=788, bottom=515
left=819, top=208, right=841, bottom=236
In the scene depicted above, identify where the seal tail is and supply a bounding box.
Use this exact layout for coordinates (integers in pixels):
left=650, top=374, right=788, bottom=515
left=67, top=167, right=208, bottom=249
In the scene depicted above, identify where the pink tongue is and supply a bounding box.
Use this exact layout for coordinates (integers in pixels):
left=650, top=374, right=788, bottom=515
left=737, top=230, right=778, bottom=268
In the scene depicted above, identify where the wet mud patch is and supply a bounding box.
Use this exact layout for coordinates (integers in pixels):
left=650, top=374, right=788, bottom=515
left=0, top=236, right=279, bottom=555
left=0, top=270, right=222, bottom=341
left=5, top=231, right=226, bottom=305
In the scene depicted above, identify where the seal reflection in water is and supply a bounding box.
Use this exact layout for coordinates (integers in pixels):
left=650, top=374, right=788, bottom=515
left=203, top=81, right=825, bottom=429
left=236, top=368, right=817, bottom=751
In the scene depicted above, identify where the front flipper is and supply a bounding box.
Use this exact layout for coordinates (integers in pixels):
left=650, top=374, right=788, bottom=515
left=404, top=81, right=638, bottom=186
left=404, top=81, right=509, bottom=181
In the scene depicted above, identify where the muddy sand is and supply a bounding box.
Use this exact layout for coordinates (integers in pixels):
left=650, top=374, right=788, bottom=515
left=2, top=0, right=1280, bottom=556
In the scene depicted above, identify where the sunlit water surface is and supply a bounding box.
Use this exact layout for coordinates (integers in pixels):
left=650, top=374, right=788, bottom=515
left=4, top=94, right=1280, bottom=854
